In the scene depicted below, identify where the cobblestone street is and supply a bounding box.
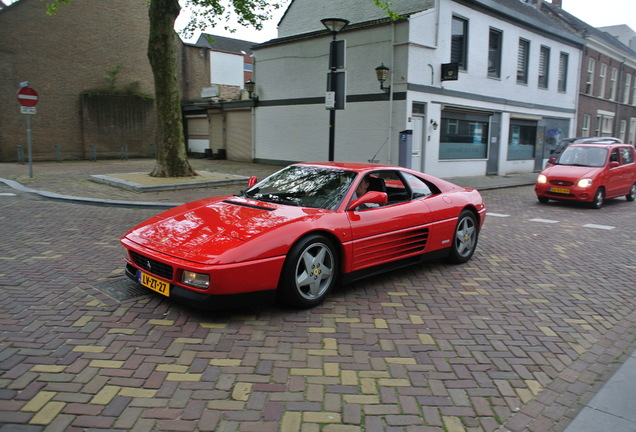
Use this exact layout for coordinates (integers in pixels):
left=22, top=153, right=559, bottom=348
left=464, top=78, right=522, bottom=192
left=1, top=178, right=636, bottom=432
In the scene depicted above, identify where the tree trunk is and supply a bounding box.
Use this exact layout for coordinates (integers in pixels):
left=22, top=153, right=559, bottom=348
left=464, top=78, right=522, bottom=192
left=147, top=0, right=196, bottom=177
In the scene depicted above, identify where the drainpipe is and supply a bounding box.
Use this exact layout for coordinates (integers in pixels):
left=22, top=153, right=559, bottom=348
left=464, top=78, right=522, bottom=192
left=384, top=21, right=396, bottom=164
left=614, top=60, right=625, bottom=138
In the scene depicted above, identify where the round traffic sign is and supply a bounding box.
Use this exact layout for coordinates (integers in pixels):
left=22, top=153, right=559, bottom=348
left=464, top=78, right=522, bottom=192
left=17, top=87, right=39, bottom=107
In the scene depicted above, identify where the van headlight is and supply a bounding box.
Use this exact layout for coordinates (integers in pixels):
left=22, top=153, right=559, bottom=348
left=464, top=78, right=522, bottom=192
left=182, top=271, right=210, bottom=289
left=577, top=178, right=593, bottom=188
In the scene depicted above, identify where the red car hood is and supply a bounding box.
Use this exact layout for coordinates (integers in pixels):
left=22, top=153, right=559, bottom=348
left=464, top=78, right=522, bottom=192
left=125, top=196, right=319, bottom=259
left=542, top=164, right=602, bottom=180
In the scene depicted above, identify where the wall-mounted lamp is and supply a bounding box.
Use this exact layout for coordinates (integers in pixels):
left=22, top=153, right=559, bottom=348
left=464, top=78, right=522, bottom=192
left=375, top=63, right=390, bottom=93
left=430, top=119, right=438, bottom=130
left=244, top=80, right=257, bottom=100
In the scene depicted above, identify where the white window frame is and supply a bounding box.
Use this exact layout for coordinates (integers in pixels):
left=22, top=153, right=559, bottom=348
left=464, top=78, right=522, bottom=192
left=609, top=67, right=618, bottom=101
left=598, top=64, right=607, bottom=99
left=619, top=120, right=627, bottom=142
left=586, top=58, right=595, bottom=95
left=624, top=73, right=632, bottom=104
left=581, top=114, right=591, bottom=137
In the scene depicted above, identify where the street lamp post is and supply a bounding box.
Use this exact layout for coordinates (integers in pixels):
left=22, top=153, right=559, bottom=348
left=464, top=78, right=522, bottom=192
left=321, top=18, right=349, bottom=161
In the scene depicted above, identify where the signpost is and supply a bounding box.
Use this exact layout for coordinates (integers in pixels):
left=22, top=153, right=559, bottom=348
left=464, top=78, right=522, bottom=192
left=17, top=84, right=39, bottom=178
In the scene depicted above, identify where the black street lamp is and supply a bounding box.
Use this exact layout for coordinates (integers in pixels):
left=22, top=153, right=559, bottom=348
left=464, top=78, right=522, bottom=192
left=321, top=18, right=349, bottom=161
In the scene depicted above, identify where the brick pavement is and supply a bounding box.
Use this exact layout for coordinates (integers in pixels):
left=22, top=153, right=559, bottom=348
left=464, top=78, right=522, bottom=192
left=1, top=167, right=636, bottom=431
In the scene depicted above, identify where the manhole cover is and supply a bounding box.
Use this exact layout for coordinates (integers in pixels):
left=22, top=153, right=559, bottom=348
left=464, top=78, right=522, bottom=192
left=92, top=277, right=150, bottom=302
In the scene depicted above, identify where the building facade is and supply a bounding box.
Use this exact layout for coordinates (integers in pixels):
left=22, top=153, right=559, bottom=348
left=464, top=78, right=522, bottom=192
left=251, top=0, right=584, bottom=177
left=545, top=5, right=636, bottom=145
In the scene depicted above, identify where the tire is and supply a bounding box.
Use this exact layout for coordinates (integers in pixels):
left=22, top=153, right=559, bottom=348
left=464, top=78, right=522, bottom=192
left=448, top=210, right=479, bottom=264
left=591, top=187, right=605, bottom=209
left=279, top=234, right=338, bottom=308
left=626, top=183, right=636, bottom=202
left=537, top=196, right=550, bottom=203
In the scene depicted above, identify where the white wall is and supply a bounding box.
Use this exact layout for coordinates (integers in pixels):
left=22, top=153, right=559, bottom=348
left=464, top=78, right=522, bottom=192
left=210, top=51, right=244, bottom=87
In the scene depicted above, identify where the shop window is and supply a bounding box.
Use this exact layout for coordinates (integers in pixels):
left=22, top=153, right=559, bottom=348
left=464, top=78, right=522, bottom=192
left=508, top=120, right=537, bottom=160
left=440, top=112, right=489, bottom=160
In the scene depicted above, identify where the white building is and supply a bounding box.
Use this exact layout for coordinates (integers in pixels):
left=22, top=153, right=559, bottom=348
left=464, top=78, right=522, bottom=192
left=251, top=0, right=584, bottom=177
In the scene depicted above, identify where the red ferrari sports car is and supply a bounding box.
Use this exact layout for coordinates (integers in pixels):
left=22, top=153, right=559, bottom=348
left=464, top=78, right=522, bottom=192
left=121, top=162, right=486, bottom=309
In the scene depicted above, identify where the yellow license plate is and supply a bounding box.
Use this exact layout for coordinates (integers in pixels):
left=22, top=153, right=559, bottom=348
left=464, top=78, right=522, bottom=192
left=139, top=271, right=170, bottom=296
left=550, top=187, right=570, bottom=194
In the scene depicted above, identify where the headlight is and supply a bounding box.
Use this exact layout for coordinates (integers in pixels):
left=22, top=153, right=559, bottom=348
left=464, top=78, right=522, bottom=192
left=577, top=178, right=593, bottom=188
left=182, top=271, right=210, bottom=289
left=537, top=174, right=547, bottom=184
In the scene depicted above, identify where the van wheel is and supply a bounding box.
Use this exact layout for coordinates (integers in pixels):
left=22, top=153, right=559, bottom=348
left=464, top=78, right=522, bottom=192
left=626, top=183, right=636, bottom=202
left=591, top=187, right=605, bottom=209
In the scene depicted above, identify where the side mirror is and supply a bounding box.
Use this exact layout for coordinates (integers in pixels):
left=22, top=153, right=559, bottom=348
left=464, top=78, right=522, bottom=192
left=248, top=176, right=258, bottom=188
left=348, top=191, right=388, bottom=211
left=609, top=161, right=620, bottom=169
left=547, top=157, right=556, bottom=165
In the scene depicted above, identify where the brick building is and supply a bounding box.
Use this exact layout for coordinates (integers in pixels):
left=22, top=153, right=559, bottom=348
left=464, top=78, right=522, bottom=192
left=545, top=3, right=636, bottom=144
left=0, top=0, right=157, bottom=162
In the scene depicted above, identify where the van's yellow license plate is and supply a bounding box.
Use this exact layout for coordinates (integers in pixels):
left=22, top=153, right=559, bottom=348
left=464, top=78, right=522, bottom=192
left=139, top=271, right=170, bottom=296
left=549, top=187, right=570, bottom=194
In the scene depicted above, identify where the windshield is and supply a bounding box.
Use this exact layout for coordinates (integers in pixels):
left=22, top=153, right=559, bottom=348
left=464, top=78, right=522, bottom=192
left=241, top=165, right=357, bottom=210
left=556, top=146, right=608, bottom=168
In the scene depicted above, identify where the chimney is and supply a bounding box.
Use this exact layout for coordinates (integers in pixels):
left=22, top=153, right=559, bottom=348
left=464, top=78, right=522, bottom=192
left=552, top=0, right=562, bottom=7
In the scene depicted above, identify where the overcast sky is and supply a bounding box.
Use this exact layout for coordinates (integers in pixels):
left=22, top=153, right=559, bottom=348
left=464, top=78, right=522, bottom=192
left=4, top=0, right=634, bottom=43
left=176, top=0, right=636, bottom=43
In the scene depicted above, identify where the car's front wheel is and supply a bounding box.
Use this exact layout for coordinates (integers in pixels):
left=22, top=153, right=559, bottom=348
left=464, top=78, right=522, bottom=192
left=591, top=187, right=605, bottom=209
left=537, top=196, right=550, bottom=203
left=626, top=183, right=636, bottom=202
left=448, top=210, right=479, bottom=264
left=279, top=234, right=338, bottom=308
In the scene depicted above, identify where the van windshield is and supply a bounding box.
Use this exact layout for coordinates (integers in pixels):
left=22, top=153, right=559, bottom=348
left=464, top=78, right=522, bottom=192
left=556, top=146, right=608, bottom=168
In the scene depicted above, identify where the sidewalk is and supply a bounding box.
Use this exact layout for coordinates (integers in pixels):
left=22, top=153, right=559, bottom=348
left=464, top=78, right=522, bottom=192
left=2, top=157, right=632, bottom=431
left=0, top=158, right=538, bottom=208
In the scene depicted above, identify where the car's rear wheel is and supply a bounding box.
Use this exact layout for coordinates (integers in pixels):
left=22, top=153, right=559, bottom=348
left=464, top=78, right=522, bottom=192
left=591, top=187, right=605, bottom=209
left=280, top=234, right=338, bottom=308
left=626, top=183, right=636, bottom=202
left=448, top=210, right=479, bottom=264
left=537, top=196, right=550, bottom=203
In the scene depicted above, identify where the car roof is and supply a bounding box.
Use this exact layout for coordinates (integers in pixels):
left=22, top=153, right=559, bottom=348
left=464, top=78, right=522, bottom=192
left=569, top=142, right=630, bottom=149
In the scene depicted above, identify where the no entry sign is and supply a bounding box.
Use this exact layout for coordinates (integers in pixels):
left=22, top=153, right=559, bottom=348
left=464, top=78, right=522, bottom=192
left=17, top=86, right=39, bottom=107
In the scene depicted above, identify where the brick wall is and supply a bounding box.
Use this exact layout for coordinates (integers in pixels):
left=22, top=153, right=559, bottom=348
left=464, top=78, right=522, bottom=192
left=0, top=0, right=155, bottom=162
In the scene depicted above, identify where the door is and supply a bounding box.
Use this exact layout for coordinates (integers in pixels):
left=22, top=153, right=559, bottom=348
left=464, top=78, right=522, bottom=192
left=411, top=116, right=424, bottom=171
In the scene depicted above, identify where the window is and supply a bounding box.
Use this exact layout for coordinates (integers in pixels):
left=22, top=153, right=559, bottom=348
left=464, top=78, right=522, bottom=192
left=581, top=114, right=591, bottom=137
left=633, top=75, right=636, bottom=106
left=508, top=119, right=537, bottom=160
left=619, top=146, right=634, bottom=164
left=451, top=17, right=468, bottom=70
left=595, top=115, right=601, bottom=136
left=609, top=67, right=618, bottom=101
left=598, top=64, right=607, bottom=98
left=488, top=28, right=502, bottom=78
left=623, top=73, right=632, bottom=104
left=619, top=120, right=627, bottom=142
left=440, top=111, right=489, bottom=160
left=586, top=58, right=595, bottom=95
left=517, top=39, right=530, bottom=84
left=538, top=46, right=550, bottom=89
left=602, top=116, right=614, bottom=135
left=558, top=52, right=568, bottom=92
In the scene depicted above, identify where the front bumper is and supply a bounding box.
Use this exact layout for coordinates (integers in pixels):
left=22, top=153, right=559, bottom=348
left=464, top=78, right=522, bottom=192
left=124, top=263, right=276, bottom=310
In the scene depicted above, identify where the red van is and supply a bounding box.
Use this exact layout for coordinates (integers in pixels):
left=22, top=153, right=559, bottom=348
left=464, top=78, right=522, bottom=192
left=535, top=142, right=636, bottom=209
